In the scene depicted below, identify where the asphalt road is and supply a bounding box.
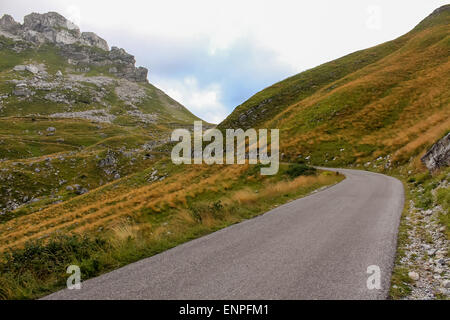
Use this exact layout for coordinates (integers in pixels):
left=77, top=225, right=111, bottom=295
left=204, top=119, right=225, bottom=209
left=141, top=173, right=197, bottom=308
left=44, top=168, right=404, bottom=300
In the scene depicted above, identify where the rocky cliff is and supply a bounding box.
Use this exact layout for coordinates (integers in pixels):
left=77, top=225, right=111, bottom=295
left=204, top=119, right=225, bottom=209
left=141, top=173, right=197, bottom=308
left=0, top=12, right=147, bottom=82
left=421, top=133, right=450, bottom=172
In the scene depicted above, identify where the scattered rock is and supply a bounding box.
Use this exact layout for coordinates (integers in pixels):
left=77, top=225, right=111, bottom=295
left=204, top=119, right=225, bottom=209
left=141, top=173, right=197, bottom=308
left=13, top=83, right=31, bottom=96
left=25, top=64, right=39, bottom=74
left=75, top=186, right=88, bottom=195
left=442, top=280, right=450, bottom=289
left=13, top=65, right=26, bottom=71
left=408, top=271, right=420, bottom=281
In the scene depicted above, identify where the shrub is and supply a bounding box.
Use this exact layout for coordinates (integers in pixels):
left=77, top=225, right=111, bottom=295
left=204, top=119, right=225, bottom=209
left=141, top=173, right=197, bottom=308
left=286, top=163, right=316, bottom=178
left=0, top=234, right=108, bottom=298
left=189, top=200, right=225, bottom=222
left=436, top=188, right=450, bottom=211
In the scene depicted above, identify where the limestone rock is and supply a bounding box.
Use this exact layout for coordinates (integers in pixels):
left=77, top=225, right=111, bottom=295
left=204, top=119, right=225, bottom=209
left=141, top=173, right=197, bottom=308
left=0, top=12, right=148, bottom=83
left=13, top=65, right=26, bottom=72
left=25, top=65, right=39, bottom=74
left=13, top=83, right=30, bottom=96
left=421, top=133, right=450, bottom=171
left=408, top=271, right=420, bottom=281
left=23, top=12, right=80, bottom=35
left=81, top=32, right=109, bottom=51
left=0, top=14, right=21, bottom=34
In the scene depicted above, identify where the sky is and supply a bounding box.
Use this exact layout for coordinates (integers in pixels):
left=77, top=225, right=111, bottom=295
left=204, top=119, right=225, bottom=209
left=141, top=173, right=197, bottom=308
left=0, top=0, right=447, bottom=123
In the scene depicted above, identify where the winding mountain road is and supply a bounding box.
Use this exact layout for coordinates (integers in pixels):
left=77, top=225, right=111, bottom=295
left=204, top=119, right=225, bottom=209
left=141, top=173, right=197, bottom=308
left=44, top=168, right=404, bottom=300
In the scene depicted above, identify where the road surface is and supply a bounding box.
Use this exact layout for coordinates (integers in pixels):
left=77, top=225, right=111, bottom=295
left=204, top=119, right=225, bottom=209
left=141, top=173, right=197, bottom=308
left=44, top=168, right=404, bottom=300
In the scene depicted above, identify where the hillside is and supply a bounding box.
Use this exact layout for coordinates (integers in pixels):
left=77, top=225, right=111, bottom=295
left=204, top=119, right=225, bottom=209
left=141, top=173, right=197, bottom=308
left=0, top=12, right=202, bottom=217
left=219, top=5, right=450, bottom=170
left=0, top=11, right=343, bottom=299
left=219, top=5, right=450, bottom=299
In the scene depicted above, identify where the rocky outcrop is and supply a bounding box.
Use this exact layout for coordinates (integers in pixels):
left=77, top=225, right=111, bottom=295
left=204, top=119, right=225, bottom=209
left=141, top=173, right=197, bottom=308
left=58, top=44, right=148, bottom=82
left=0, top=12, right=147, bottom=82
left=3, top=12, right=83, bottom=46
left=81, top=32, right=109, bottom=51
left=0, top=14, right=21, bottom=33
left=23, top=12, right=79, bottom=33
left=421, top=133, right=450, bottom=171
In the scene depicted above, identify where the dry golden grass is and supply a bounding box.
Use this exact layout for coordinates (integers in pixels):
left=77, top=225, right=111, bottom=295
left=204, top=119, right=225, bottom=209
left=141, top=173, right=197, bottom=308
left=392, top=117, right=450, bottom=162
left=261, top=174, right=330, bottom=197
left=232, top=188, right=259, bottom=205
left=109, top=223, right=139, bottom=247
left=0, top=160, right=341, bottom=253
left=232, top=174, right=334, bottom=205
left=256, top=22, right=450, bottom=165
left=0, top=163, right=248, bottom=251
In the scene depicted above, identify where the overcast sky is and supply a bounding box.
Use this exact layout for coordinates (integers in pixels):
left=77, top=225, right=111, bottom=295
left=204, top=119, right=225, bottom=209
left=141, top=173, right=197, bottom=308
left=1, top=0, right=447, bottom=123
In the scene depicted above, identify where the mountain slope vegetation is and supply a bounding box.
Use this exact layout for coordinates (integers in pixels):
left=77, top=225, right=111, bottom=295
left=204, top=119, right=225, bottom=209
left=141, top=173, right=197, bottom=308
left=220, top=5, right=450, bottom=170
left=0, top=12, right=202, bottom=217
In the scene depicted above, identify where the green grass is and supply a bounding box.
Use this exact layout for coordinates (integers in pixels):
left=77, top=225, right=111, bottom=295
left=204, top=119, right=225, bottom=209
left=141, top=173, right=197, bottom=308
left=0, top=164, right=343, bottom=299
left=389, top=179, right=414, bottom=299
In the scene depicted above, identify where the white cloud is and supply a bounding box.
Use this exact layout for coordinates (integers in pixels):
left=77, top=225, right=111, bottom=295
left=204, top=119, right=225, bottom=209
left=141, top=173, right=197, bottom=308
left=1, top=0, right=447, bottom=121
left=153, top=76, right=228, bottom=124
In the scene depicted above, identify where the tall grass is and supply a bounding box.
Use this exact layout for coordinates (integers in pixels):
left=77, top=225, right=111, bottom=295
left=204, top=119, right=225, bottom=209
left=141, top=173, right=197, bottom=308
left=0, top=164, right=343, bottom=299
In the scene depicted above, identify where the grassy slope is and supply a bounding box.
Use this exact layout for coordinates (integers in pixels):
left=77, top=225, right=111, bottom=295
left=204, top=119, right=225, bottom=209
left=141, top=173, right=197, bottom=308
left=220, top=5, right=450, bottom=299
left=0, top=35, right=204, bottom=217
left=219, top=5, right=450, bottom=169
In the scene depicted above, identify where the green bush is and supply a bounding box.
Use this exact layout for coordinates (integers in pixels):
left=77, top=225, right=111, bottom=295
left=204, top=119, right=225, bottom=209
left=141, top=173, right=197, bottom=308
left=436, top=188, right=450, bottom=211
left=189, top=200, right=225, bottom=222
left=0, top=235, right=108, bottom=299
left=286, top=163, right=317, bottom=178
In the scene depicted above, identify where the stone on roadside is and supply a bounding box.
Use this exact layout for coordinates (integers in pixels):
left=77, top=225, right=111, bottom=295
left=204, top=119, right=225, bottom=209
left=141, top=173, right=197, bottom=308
left=408, top=271, right=420, bottom=281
